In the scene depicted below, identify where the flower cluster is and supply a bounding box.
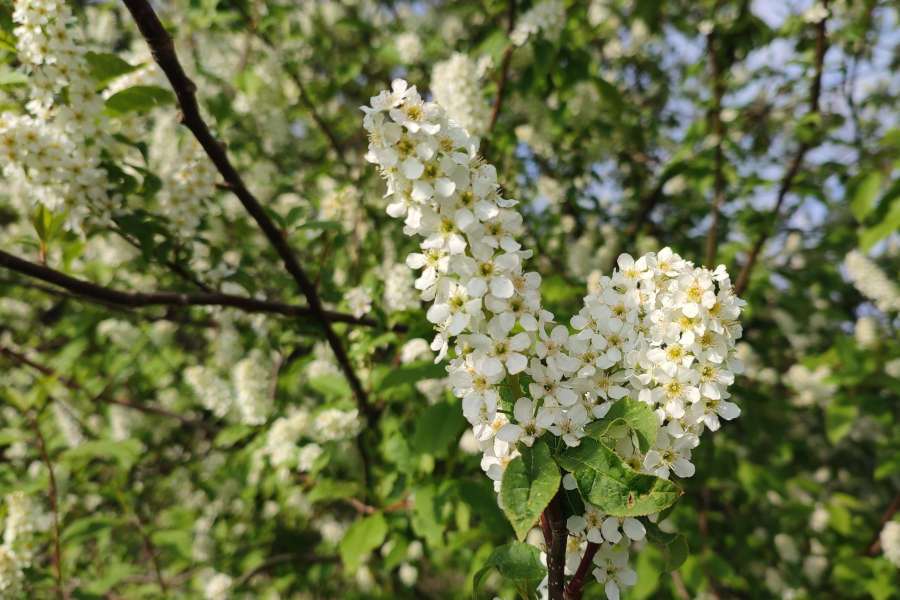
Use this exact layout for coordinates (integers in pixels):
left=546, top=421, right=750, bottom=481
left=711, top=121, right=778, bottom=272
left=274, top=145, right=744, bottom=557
left=844, top=250, right=900, bottom=314
left=4, top=0, right=112, bottom=230
left=0, top=493, right=41, bottom=598
left=510, top=0, right=566, bottom=46
left=184, top=350, right=274, bottom=425
left=430, top=53, right=491, bottom=137
left=362, top=80, right=744, bottom=597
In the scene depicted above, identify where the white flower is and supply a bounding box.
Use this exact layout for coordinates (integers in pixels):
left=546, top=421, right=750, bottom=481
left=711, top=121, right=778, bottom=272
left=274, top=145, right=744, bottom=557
left=643, top=431, right=696, bottom=479
left=592, top=543, right=636, bottom=600
left=497, top=398, right=554, bottom=447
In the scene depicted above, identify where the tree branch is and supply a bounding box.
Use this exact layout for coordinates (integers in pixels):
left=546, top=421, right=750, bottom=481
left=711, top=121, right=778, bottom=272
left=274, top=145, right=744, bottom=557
left=545, top=489, right=568, bottom=600
left=1, top=344, right=201, bottom=427
left=28, top=411, right=66, bottom=600
left=563, top=541, right=599, bottom=600
left=121, top=0, right=372, bottom=422
left=0, top=249, right=384, bottom=329
left=704, top=19, right=728, bottom=267
left=865, top=492, right=900, bottom=556
left=487, top=0, right=518, bottom=134
left=733, top=4, right=830, bottom=295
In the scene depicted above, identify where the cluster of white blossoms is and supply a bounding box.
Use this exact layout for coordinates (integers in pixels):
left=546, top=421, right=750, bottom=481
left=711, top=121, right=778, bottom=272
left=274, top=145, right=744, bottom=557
left=362, top=80, right=744, bottom=598
left=3, top=0, right=112, bottom=230
left=0, top=493, right=40, bottom=598
left=430, top=53, right=491, bottom=138
left=184, top=350, right=273, bottom=425
left=881, top=521, right=900, bottom=569
left=510, top=0, right=566, bottom=46
left=844, top=250, right=900, bottom=314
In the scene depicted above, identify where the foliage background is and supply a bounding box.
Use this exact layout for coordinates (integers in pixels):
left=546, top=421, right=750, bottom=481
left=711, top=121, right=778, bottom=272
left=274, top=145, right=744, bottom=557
left=0, top=0, right=898, bottom=598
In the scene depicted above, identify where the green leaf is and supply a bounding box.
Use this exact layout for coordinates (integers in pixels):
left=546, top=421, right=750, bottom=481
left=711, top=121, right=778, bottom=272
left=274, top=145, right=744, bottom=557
left=339, top=512, right=388, bottom=572
left=377, top=361, right=447, bottom=392
left=499, top=439, right=561, bottom=541
left=84, top=52, right=139, bottom=84
left=411, top=483, right=444, bottom=547
left=472, top=542, right=546, bottom=600
left=860, top=194, right=900, bottom=251
left=411, top=401, right=465, bottom=457
left=850, top=172, right=883, bottom=221
left=104, top=86, right=174, bottom=115
left=61, top=439, right=142, bottom=471
left=586, top=398, right=659, bottom=453
left=825, top=401, right=858, bottom=445
left=645, top=522, right=689, bottom=571
left=213, top=424, right=255, bottom=448
left=557, top=438, right=681, bottom=517
left=307, top=479, right=361, bottom=503
left=308, top=373, right=351, bottom=398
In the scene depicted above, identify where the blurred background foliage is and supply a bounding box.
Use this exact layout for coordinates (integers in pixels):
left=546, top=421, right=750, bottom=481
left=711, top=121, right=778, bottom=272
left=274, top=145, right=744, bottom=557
left=0, top=0, right=898, bottom=598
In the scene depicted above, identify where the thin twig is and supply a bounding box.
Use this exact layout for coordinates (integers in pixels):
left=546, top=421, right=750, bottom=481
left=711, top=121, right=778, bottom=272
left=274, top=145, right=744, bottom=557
left=133, top=512, right=168, bottom=595
left=733, top=4, right=830, bottom=295
left=121, top=0, right=372, bottom=426
left=0, top=249, right=386, bottom=329
left=704, top=14, right=728, bottom=267
left=563, top=541, right=599, bottom=600
left=487, top=0, right=518, bottom=134
left=1, top=345, right=200, bottom=427
left=29, top=412, right=66, bottom=600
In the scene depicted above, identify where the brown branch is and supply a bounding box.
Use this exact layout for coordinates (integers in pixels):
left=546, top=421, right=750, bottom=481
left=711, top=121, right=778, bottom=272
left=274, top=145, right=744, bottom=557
left=1, top=345, right=201, bottom=427
left=0, top=249, right=385, bottom=329
left=133, top=512, right=168, bottom=594
left=563, top=541, right=599, bottom=600
left=28, top=412, right=66, bottom=600
left=624, top=178, right=666, bottom=238
left=544, top=489, right=568, bottom=600
left=121, top=0, right=372, bottom=425
left=733, top=4, right=830, bottom=295
left=487, top=0, right=518, bottom=134
left=704, top=19, right=728, bottom=267
left=866, top=493, right=900, bottom=556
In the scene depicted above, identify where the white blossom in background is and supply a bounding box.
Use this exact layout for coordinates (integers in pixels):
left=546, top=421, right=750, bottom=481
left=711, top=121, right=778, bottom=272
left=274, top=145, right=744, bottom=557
left=362, top=79, right=744, bottom=597
left=882, top=521, right=900, bottom=568
left=233, top=351, right=273, bottom=425
left=844, top=250, right=900, bottom=313
left=346, top=286, right=373, bottom=319
left=3, top=493, right=38, bottom=567
left=383, top=262, right=420, bottom=312
left=3, top=0, right=113, bottom=230
left=52, top=401, right=85, bottom=448
left=203, top=572, right=233, bottom=600
left=297, top=443, right=324, bottom=472
left=783, top=364, right=835, bottom=408
left=0, top=546, right=23, bottom=599
left=511, top=0, right=566, bottom=46
left=854, top=316, right=879, bottom=349
left=262, top=409, right=311, bottom=470
left=431, top=53, right=491, bottom=137
left=311, top=408, right=361, bottom=443
left=184, top=365, right=234, bottom=418
left=394, top=32, right=423, bottom=63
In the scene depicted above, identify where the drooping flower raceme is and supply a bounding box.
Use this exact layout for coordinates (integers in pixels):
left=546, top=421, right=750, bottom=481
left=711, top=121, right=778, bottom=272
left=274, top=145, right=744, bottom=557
left=362, top=79, right=744, bottom=597
left=3, top=0, right=112, bottom=230
left=844, top=250, right=900, bottom=314
left=430, top=53, right=491, bottom=137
